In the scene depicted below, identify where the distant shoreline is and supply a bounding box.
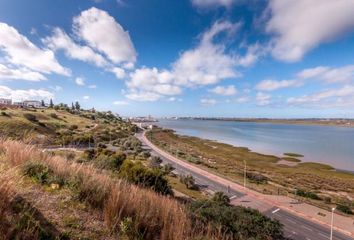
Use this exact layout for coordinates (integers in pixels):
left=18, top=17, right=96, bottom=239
left=161, top=117, right=354, bottom=128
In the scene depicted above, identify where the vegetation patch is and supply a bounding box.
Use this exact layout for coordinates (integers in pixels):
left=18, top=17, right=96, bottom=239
left=284, top=152, right=304, bottom=158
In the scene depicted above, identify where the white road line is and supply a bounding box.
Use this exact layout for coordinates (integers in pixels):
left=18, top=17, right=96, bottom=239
left=272, top=208, right=280, bottom=214
left=230, top=195, right=238, bottom=200
left=301, top=225, right=314, bottom=232
left=318, top=232, right=329, bottom=238
left=286, top=218, right=297, bottom=224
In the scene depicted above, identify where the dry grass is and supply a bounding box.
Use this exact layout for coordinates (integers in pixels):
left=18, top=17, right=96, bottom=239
left=0, top=139, right=227, bottom=240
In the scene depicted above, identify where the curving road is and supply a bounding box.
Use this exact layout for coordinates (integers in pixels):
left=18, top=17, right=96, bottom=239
left=136, top=131, right=353, bottom=240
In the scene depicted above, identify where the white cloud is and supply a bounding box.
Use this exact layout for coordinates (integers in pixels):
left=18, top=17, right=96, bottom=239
left=43, top=28, right=107, bottom=67
left=200, top=98, right=217, bottom=106
left=110, top=67, right=126, bottom=79
left=297, top=65, right=354, bottom=83
left=126, top=67, right=182, bottom=99
left=75, top=77, right=85, bottom=86
left=191, top=0, right=235, bottom=9
left=88, top=84, right=97, bottom=89
left=235, top=96, right=250, bottom=103
left=73, top=7, right=136, bottom=64
left=0, top=22, right=70, bottom=76
left=236, top=43, right=266, bottom=67
left=209, top=85, right=237, bottom=96
left=256, top=92, right=271, bottom=106
left=83, top=95, right=90, bottom=100
left=0, top=64, right=46, bottom=81
left=125, top=91, right=161, bottom=102
left=113, top=100, right=129, bottom=105
left=266, top=0, right=354, bottom=62
left=0, top=85, right=54, bottom=102
left=256, top=79, right=300, bottom=91
left=287, top=85, right=354, bottom=107
left=173, top=21, right=240, bottom=86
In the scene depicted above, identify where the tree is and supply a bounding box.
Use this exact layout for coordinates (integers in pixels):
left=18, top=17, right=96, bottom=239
left=75, top=101, right=80, bottom=111
left=49, top=99, right=54, bottom=108
left=71, top=102, right=75, bottom=110
left=41, top=100, right=45, bottom=107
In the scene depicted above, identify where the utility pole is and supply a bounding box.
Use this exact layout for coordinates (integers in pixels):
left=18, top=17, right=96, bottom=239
left=243, top=160, right=247, bottom=189
left=330, top=207, right=336, bottom=240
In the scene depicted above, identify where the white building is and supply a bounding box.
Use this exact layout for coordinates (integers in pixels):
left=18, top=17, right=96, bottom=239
left=23, top=100, right=41, bottom=108
left=0, top=98, right=12, bottom=105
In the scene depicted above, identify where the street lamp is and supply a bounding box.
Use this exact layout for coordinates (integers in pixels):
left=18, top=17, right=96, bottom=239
left=243, top=160, right=247, bottom=190
left=330, top=207, right=336, bottom=240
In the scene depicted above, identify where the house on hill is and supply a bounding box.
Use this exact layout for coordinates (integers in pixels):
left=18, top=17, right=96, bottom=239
left=23, top=100, right=41, bottom=108
left=0, top=98, right=12, bottom=106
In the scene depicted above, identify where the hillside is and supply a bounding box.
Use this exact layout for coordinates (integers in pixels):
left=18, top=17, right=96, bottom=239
left=0, top=107, right=285, bottom=240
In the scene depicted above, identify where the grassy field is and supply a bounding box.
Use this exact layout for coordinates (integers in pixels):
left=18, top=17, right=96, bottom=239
left=148, top=128, right=354, bottom=212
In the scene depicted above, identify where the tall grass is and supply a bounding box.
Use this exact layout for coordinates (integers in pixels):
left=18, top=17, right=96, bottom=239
left=0, top=139, right=225, bottom=239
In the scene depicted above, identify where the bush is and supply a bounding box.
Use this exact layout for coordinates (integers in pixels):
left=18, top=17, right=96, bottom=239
left=23, top=113, right=37, bottom=122
left=149, top=156, right=162, bottom=168
left=95, top=152, right=126, bottom=171
left=50, top=113, right=58, bottom=119
left=22, top=162, right=65, bottom=186
left=246, top=172, right=268, bottom=184
left=212, top=192, right=230, bottom=206
left=180, top=174, right=198, bottom=190
left=120, top=160, right=173, bottom=195
left=296, top=189, right=321, bottom=200
left=69, top=124, right=78, bottom=130
left=188, top=200, right=284, bottom=240
left=1, top=111, right=9, bottom=117
left=337, top=204, right=353, bottom=215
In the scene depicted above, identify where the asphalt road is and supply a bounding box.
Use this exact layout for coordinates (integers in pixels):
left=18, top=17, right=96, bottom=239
left=136, top=132, right=353, bottom=240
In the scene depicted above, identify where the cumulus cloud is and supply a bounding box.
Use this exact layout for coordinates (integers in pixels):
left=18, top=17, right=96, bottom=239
left=173, top=21, right=240, bottom=86
left=0, top=85, right=54, bottom=102
left=125, top=67, right=181, bottom=100
left=83, top=95, right=90, bottom=100
left=0, top=64, right=46, bottom=81
left=0, top=22, right=70, bottom=76
left=75, top=77, right=85, bottom=86
left=200, top=98, right=217, bottom=106
left=256, top=92, right=271, bottom=106
left=191, top=0, right=235, bottom=9
left=124, top=21, right=241, bottom=102
left=287, top=85, right=354, bottom=107
left=110, top=67, right=126, bottom=79
left=256, top=79, right=300, bottom=91
left=266, top=0, right=354, bottom=62
left=43, top=28, right=107, bottom=67
left=73, top=7, right=136, bottom=64
left=209, top=85, right=237, bottom=96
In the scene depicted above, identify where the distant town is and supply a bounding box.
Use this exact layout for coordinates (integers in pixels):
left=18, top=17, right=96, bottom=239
left=0, top=98, right=46, bottom=108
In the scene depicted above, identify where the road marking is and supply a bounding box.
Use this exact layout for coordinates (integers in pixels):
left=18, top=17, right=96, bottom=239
left=230, top=195, right=238, bottom=200
left=285, top=218, right=297, bottom=224
left=301, top=225, right=314, bottom=232
left=317, top=232, right=328, bottom=238
left=272, top=208, right=280, bottom=214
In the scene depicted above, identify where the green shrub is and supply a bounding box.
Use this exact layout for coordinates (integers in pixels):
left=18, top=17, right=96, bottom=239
left=119, top=160, right=173, bottom=195
left=69, top=125, right=78, bottom=130
left=212, top=192, right=230, bottom=205
left=179, top=174, right=198, bottom=190
left=22, top=162, right=65, bottom=186
left=337, top=204, right=353, bottom=215
left=246, top=172, right=268, bottom=184
left=188, top=200, right=284, bottom=240
left=296, top=189, right=321, bottom=200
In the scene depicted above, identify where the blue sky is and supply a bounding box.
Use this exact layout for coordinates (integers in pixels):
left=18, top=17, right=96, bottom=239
left=1, top=0, right=354, bottom=118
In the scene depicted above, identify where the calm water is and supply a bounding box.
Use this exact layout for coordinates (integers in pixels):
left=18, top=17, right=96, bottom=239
left=156, top=119, right=354, bottom=171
